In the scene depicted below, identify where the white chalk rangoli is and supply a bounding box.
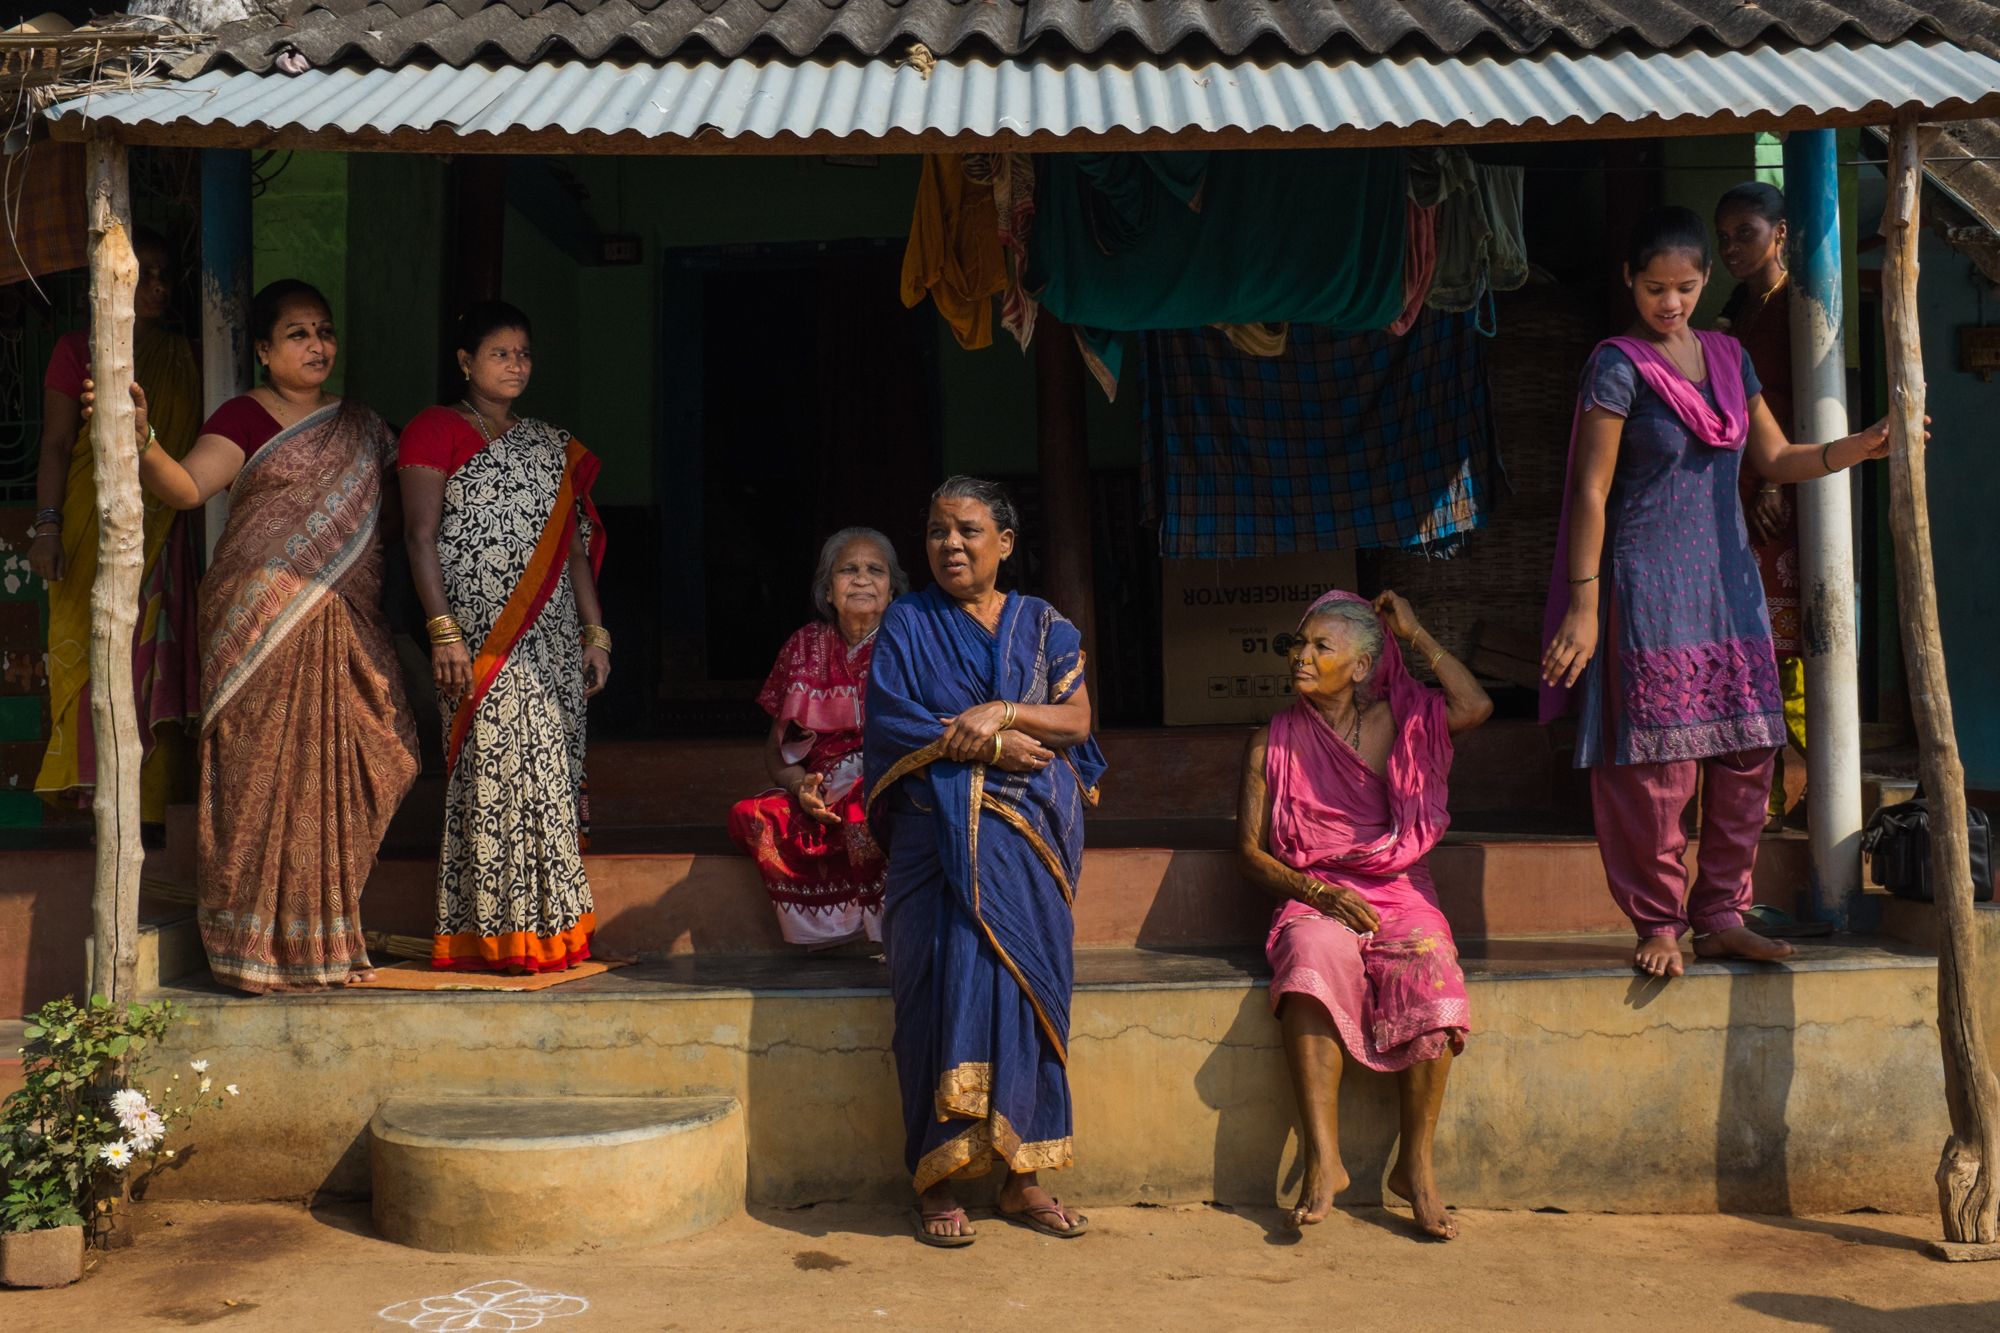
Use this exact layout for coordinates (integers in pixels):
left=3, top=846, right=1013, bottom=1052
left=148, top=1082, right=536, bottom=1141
left=379, top=1280, right=590, bottom=1331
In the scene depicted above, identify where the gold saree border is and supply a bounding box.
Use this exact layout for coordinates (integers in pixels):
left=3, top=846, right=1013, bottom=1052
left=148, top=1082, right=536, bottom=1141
left=868, top=739, right=945, bottom=808
left=935, top=1061, right=993, bottom=1120
left=966, top=763, right=1068, bottom=1066
left=979, top=793, right=1073, bottom=906
left=913, top=1107, right=1075, bottom=1193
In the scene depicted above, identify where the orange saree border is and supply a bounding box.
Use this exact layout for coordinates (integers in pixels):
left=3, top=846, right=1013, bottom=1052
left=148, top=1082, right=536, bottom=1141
left=445, top=439, right=604, bottom=771
left=432, top=912, right=596, bottom=973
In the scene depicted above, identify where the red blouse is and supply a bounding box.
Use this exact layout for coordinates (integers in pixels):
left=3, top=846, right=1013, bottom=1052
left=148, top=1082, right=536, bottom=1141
left=199, top=395, right=283, bottom=457
left=42, top=331, right=89, bottom=400
left=396, top=405, right=491, bottom=477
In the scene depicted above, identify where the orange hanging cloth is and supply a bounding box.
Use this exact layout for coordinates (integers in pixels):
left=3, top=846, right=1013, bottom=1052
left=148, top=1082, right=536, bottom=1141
left=901, top=154, right=1006, bottom=350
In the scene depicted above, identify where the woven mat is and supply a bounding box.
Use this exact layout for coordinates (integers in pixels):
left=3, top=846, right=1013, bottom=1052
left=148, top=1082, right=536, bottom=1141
left=346, top=960, right=628, bottom=992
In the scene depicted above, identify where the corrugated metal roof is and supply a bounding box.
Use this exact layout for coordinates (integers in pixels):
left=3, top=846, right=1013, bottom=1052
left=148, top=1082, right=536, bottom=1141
left=190, top=0, right=2000, bottom=77
left=49, top=39, right=2000, bottom=151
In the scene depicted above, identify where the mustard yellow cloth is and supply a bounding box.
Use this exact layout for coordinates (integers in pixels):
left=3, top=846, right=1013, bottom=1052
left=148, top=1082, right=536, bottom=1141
left=36, top=325, right=200, bottom=819
left=1769, top=653, right=1807, bottom=819
left=901, top=154, right=1005, bottom=351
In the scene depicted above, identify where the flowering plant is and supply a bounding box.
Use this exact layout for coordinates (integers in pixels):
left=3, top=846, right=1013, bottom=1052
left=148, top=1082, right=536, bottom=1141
left=0, top=995, right=233, bottom=1235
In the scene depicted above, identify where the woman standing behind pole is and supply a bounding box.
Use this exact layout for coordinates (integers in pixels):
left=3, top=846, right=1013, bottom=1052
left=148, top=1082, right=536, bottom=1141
left=399, top=301, right=609, bottom=974
left=1714, top=182, right=1807, bottom=828
left=116, top=278, right=419, bottom=992
left=864, top=476, right=1105, bottom=1247
left=29, top=228, right=200, bottom=829
left=1540, top=208, right=1893, bottom=979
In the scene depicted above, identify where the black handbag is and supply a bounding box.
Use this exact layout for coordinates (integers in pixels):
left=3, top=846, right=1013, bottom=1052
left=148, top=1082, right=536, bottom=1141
left=1861, top=792, right=1995, bottom=904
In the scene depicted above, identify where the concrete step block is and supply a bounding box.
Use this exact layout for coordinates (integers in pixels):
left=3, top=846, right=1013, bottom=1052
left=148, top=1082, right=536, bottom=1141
left=83, top=910, right=202, bottom=997
left=370, top=1095, right=744, bottom=1255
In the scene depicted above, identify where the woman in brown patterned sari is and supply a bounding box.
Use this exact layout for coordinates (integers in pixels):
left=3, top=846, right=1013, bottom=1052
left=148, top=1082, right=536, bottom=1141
left=399, top=302, right=608, bottom=973
left=125, top=278, right=419, bottom=992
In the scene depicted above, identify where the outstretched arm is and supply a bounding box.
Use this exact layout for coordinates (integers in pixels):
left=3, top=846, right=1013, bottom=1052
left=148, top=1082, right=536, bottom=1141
left=1744, top=395, right=1894, bottom=483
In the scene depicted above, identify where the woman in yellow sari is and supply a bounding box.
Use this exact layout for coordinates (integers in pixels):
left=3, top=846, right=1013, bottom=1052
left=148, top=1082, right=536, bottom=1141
left=27, top=229, right=201, bottom=826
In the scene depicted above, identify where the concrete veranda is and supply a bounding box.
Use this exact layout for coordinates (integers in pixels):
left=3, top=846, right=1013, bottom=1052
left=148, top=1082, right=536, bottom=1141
left=9, top=1200, right=2000, bottom=1331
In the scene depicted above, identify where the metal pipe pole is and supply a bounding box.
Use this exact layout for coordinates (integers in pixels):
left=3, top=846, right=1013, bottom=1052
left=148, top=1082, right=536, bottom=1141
left=1784, top=128, right=1863, bottom=923
left=199, top=149, right=252, bottom=563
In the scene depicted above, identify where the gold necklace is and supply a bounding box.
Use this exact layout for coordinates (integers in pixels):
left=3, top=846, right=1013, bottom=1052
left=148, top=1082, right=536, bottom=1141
left=460, top=398, right=502, bottom=444
left=1318, top=701, right=1361, bottom=749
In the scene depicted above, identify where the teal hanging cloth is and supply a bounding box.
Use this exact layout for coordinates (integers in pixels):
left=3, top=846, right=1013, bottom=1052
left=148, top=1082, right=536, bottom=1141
left=1028, top=149, right=1408, bottom=395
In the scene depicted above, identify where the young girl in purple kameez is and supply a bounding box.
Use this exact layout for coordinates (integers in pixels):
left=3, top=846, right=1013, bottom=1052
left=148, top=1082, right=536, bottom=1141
left=1542, top=207, right=1895, bottom=978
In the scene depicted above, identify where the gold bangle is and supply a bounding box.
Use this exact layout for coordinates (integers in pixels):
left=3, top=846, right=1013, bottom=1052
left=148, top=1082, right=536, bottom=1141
left=425, top=614, right=459, bottom=633
left=580, top=624, right=612, bottom=652
left=136, top=425, right=157, bottom=457
left=991, top=733, right=1004, bottom=765
left=1001, top=700, right=1017, bottom=730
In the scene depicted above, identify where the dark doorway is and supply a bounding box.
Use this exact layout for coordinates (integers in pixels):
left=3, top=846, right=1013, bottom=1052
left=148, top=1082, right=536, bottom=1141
left=657, top=240, right=939, bottom=730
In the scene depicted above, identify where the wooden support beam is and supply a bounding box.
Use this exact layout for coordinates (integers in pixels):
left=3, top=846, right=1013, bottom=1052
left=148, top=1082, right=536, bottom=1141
left=1033, top=316, right=1098, bottom=704
left=1882, top=109, right=2000, bottom=1252
left=84, top=133, right=144, bottom=1007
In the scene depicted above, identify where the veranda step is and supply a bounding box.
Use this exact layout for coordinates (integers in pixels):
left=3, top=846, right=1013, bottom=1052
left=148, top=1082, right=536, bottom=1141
left=335, top=834, right=1813, bottom=956
left=376, top=721, right=1573, bottom=846
left=146, top=935, right=1944, bottom=1218
left=370, top=1095, right=744, bottom=1255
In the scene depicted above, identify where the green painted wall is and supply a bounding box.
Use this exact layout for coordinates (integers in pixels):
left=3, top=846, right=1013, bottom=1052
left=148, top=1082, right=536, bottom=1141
left=329, top=154, right=1146, bottom=506
left=251, top=151, right=349, bottom=396
left=342, top=154, right=445, bottom=428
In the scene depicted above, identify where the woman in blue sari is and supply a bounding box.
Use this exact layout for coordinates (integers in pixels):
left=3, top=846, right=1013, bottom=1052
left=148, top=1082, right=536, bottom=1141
left=864, top=476, right=1107, bottom=1247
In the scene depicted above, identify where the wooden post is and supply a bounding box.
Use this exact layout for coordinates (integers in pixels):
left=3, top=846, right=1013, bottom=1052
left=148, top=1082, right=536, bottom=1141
left=1882, top=110, right=2000, bottom=1257
left=1033, top=315, right=1098, bottom=701
left=84, top=133, right=144, bottom=1008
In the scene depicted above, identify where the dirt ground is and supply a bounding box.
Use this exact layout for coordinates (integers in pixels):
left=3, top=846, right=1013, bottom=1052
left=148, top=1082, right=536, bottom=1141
left=8, top=1200, right=2000, bottom=1332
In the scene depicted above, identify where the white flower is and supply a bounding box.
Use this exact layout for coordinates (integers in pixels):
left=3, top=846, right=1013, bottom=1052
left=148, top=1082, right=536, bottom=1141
left=189, top=1060, right=208, bottom=1074
left=162, top=1149, right=176, bottom=1159
left=225, top=1085, right=239, bottom=1097
left=199, top=1077, right=212, bottom=1094
left=98, top=1141, right=133, bottom=1169
left=109, top=1089, right=150, bottom=1130
left=127, top=1110, right=167, bottom=1152
left=378, top=1281, right=589, bottom=1331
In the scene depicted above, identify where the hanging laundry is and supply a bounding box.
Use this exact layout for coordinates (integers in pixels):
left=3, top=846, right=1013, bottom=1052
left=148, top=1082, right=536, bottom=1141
left=1419, top=148, right=1529, bottom=316
left=1215, top=323, right=1290, bottom=357
left=964, top=151, right=1039, bottom=350
left=1031, top=149, right=1407, bottom=395
left=0, top=138, right=86, bottom=289
left=1388, top=200, right=1439, bottom=336
left=1140, top=310, right=1499, bottom=559
left=901, top=153, right=1006, bottom=350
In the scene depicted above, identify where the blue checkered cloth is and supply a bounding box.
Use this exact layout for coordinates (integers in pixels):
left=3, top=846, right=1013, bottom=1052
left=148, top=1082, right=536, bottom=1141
left=1141, top=309, right=1499, bottom=558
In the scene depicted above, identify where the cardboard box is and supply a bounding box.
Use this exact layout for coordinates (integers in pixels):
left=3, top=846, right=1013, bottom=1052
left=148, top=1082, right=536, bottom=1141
left=1161, top=552, right=1358, bottom=726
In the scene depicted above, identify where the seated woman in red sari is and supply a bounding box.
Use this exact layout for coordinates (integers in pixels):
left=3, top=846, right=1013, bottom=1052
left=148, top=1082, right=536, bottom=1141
left=1238, top=590, right=1492, bottom=1240
left=729, top=527, right=908, bottom=947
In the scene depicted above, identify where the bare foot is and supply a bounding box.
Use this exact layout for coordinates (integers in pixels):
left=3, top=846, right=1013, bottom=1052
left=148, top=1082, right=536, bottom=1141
left=1694, top=926, right=1795, bottom=963
left=1386, top=1160, right=1458, bottom=1241
left=1632, top=935, right=1686, bottom=979
left=343, top=969, right=377, bottom=985
left=918, top=1184, right=974, bottom=1242
left=1284, top=1155, right=1349, bottom=1229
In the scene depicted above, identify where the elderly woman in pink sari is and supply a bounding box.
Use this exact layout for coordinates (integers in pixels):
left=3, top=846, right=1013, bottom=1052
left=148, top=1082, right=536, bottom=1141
left=1238, top=589, right=1492, bottom=1240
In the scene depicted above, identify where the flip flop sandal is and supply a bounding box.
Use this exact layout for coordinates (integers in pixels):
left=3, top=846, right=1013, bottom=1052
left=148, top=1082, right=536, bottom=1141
left=998, top=1200, right=1089, bottom=1239
left=914, top=1205, right=976, bottom=1248
left=1744, top=904, right=1835, bottom=939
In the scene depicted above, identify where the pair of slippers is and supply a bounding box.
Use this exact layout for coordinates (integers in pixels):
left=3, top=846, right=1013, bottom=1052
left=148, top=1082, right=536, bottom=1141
left=914, top=1201, right=1089, bottom=1248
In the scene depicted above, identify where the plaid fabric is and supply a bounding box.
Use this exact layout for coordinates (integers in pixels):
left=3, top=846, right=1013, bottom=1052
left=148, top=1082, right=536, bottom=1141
left=1141, top=309, right=1498, bottom=558
left=0, top=139, right=87, bottom=289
